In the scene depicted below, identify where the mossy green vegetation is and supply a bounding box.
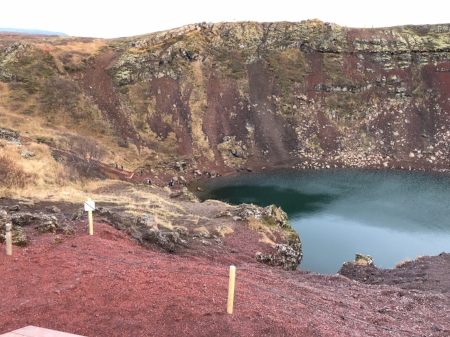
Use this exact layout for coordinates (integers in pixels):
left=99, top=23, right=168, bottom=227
left=322, top=53, right=346, bottom=86
left=267, top=49, right=309, bottom=95
left=325, top=92, right=365, bottom=120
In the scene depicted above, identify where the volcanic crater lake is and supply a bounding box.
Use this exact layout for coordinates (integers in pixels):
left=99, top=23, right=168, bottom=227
left=194, top=169, right=450, bottom=274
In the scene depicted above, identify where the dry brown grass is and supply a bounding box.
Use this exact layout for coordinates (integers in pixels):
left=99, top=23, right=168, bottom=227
left=215, top=224, right=234, bottom=237
left=193, top=226, right=210, bottom=236
left=396, top=259, right=412, bottom=268
left=0, top=157, right=198, bottom=231
left=247, top=217, right=276, bottom=246
left=259, top=233, right=276, bottom=246
left=0, top=153, right=27, bottom=189
left=0, top=142, right=81, bottom=198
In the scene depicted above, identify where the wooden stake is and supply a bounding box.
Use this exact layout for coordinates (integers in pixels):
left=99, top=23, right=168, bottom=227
left=227, top=265, right=236, bottom=314
left=6, top=223, right=12, bottom=256
left=88, top=197, right=94, bottom=235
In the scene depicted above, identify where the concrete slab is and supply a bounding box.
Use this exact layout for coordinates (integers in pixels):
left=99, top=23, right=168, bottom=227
left=0, top=326, right=86, bottom=337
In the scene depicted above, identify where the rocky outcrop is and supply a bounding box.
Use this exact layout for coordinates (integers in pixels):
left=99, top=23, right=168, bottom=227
left=256, top=240, right=303, bottom=271
left=230, top=203, right=302, bottom=270
left=0, top=224, right=27, bottom=247
left=93, top=207, right=188, bottom=252
left=338, top=252, right=450, bottom=294
left=10, top=212, right=60, bottom=233
left=0, top=209, right=27, bottom=246
left=169, top=187, right=199, bottom=202
left=0, top=127, right=20, bottom=145
left=233, top=203, right=291, bottom=228
left=20, top=150, right=35, bottom=158
left=142, top=229, right=188, bottom=253
left=0, top=206, right=77, bottom=245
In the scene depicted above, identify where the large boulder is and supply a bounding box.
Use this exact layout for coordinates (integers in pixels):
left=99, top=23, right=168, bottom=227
left=233, top=203, right=302, bottom=270
left=142, top=229, right=188, bottom=253
left=93, top=207, right=188, bottom=252
left=0, top=209, right=10, bottom=225
left=94, top=208, right=157, bottom=231
left=233, top=204, right=291, bottom=228
left=255, top=238, right=303, bottom=271
left=169, top=187, right=199, bottom=202
left=10, top=212, right=59, bottom=233
left=0, top=127, right=20, bottom=142
left=0, top=210, right=28, bottom=246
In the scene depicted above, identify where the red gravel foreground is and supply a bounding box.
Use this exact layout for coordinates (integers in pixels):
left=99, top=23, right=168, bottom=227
left=1, top=222, right=449, bottom=337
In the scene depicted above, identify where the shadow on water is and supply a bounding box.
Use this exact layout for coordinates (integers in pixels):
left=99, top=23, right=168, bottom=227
left=199, top=185, right=336, bottom=219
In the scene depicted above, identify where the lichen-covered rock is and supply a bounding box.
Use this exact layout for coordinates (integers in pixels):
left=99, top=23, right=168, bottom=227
left=255, top=236, right=302, bottom=271
left=0, top=127, right=20, bottom=142
left=142, top=228, right=188, bottom=252
left=169, top=187, right=199, bottom=202
left=235, top=203, right=302, bottom=270
left=37, top=216, right=59, bottom=233
left=233, top=203, right=291, bottom=228
left=215, top=211, right=232, bottom=218
left=60, top=224, right=75, bottom=235
left=0, top=209, right=10, bottom=225
left=9, top=213, right=40, bottom=226
left=20, top=150, right=35, bottom=158
left=355, top=253, right=374, bottom=266
left=8, top=205, right=20, bottom=212
left=337, top=253, right=377, bottom=280
left=136, top=213, right=157, bottom=230
left=9, top=212, right=59, bottom=233
left=173, top=226, right=189, bottom=236
left=94, top=208, right=188, bottom=252
left=47, top=206, right=61, bottom=214
left=0, top=224, right=27, bottom=246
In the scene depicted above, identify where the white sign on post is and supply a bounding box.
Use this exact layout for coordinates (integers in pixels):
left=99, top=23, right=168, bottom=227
left=84, top=200, right=95, bottom=211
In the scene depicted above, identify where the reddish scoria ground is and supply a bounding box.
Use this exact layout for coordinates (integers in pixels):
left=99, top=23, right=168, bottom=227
left=1, top=220, right=449, bottom=337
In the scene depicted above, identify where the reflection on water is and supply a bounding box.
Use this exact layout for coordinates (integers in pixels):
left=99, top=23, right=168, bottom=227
left=195, top=169, right=450, bottom=274
left=202, top=185, right=336, bottom=216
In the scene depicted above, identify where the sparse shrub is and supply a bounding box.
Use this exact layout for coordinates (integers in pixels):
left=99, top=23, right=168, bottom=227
left=61, top=134, right=106, bottom=161
left=0, top=154, right=28, bottom=189
left=63, top=156, right=107, bottom=181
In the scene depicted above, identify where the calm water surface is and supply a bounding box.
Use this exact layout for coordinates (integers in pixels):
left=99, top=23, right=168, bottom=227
left=194, top=170, right=450, bottom=274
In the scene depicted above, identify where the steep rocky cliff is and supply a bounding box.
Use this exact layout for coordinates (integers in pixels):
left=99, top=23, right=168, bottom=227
left=1, top=20, right=450, bottom=176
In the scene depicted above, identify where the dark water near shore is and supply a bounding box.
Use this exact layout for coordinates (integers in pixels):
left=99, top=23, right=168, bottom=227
left=194, top=170, right=450, bottom=274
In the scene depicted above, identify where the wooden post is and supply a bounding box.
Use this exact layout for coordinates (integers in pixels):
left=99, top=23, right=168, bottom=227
left=84, top=198, right=95, bottom=236
left=6, top=223, right=12, bottom=256
left=88, top=208, right=93, bottom=235
left=227, top=265, right=236, bottom=314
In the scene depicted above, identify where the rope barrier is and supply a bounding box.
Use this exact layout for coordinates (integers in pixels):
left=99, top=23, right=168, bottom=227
left=25, top=236, right=421, bottom=337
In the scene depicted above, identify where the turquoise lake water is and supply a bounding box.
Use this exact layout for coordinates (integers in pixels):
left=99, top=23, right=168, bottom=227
left=194, top=169, right=450, bottom=274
